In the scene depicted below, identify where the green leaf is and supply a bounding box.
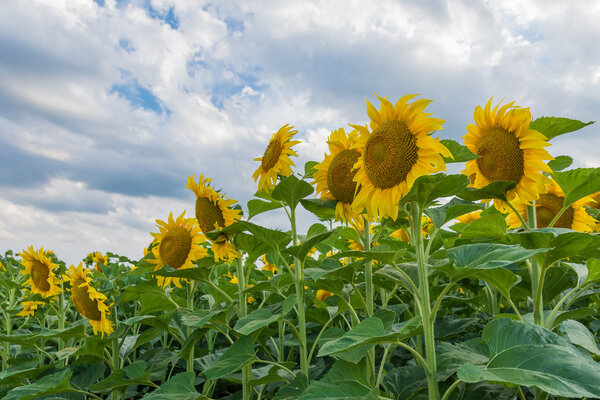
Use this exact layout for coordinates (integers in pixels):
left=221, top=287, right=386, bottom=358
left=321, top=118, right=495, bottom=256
left=304, top=161, right=318, bottom=179
left=586, top=258, right=600, bottom=284
left=204, top=335, right=255, bottom=379
left=284, top=231, right=333, bottom=262
left=237, top=221, right=291, bottom=252
left=297, top=381, right=376, bottom=399
left=458, top=344, right=600, bottom=398
left=374, top=264, right=418, bottom=293
left=178, top=309, right=221, bottom=329
left=3, top=369, right=73, bottom=400
left=89, top=360, right=154, bottom=393
left=271, top=175, right=314, bottom=210
left=0, top=325, right=87, bottom=346
left=530, top=116, right=594, bottom=140
left=440, top=139, right=479, bottom=163
left=458, top=181, right=516, bottom=202
left=547, top=155, right=573, bottom=172
left=273, top=373, right=309, bottom=400
left=233, top=232, right=272, bottom=263
left=402, top=173, right=470, bottom=208
left=320, top=359, right=369, bottom=387
left=459, top=210, right=507, bottom=240
left=544, top=232, right=600, bottom=267
left=447, top=243, right=549, bottom=271
left=123, top=315, right=170, bottom=332
left=300, top=199, right=337, bottom=220
left=559, top=320, right=600, bottom=355
left=141, top=372, right=201, bottom=400
left=0, top=362, right=51, bottom=385
left=247, top=199, right=283, bottom=220
left=426, top=198, right=485, bottom=228
left=552, top=167, right=600, bottom=208
left=234, top=308, right=281, bottom=335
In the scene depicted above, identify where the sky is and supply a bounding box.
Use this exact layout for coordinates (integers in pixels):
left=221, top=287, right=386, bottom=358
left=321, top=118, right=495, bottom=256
left=1, top=0, right=599, bottom=265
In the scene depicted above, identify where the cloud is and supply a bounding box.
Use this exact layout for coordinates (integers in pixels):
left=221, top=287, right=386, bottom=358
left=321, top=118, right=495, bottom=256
left=0, top=0, right=598, bottom=263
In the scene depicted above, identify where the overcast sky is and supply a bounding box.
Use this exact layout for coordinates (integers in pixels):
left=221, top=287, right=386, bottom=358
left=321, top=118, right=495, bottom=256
left=1, top=0, right=598, bottom=265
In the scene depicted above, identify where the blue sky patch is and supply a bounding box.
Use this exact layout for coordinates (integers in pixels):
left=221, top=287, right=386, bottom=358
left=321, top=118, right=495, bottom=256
left=92, top=0, right=105, bottom=6
left=144, top=1, right=179, bottom=30
left=118, top=38, right=134, bottom=53
left=209, top=73, right=265, bottom=109
left=225, top=17, right=244, bottom=33
left=110, top=78, right=170, bottom=115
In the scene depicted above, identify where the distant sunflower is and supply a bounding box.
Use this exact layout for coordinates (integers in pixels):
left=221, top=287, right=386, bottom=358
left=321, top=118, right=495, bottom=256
left=149, top=211, right=208, bottom=288
left=66, top=264, right=114, bottom=337
left=455, top=210, right=483, bottom=225
left=585, top=192, right=600, bottom=231
left=253, top=124, right=301, bottom=192
left=316, top=289, right=333, bottom=302
left=19, top=246, right=62, bottom=298
left=352, top=94, right=451, bottom=220
left=186, top=174, right=242, bottom=261
left=261, top=255, right=278, bottom=274
left=390, top=216, right=434, bottom=242
left=313, top=128, right=362, bottom=223
left=16, top=300, right=45, bottom=317
left=87, top=252, right=108, bottom=273
left=507, top=182, right=596, bottom=232
left=463, top=98, right=553, bottom=208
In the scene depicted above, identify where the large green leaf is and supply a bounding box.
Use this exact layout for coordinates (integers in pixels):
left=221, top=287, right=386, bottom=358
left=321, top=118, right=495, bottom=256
left=440, top=139, right=478, bottom=163
left=3, top=369, right=73, bottom=400
left=247, top=199, right=283, bottom=220
left=141, top=372, right=201, bottom=399
left=234, top=308, right=282, bottom=335
left=300, top=199, right=337, bottom=220
left=544, top=232, right=600, bottom=267
left=0, top=325, right=86, bottom=346
left=402, top=173, right=469, bottom=208
left=458, top=181, right=516, bottom=202
left=178, top=309, right=222, bottom=329
left=320, top=359, right=369, bottom=387
left=547, top=155, right=573, bottom=172
left=425, top=198, right=485, bottom=228
left=447, top=243, right=549, bottom=271
left=586, top=258, right=600, bottom=284
left=234, top=232, right=272, bottom=264
left=89, top=360, right=154, bottom=393
left=271, top=175, right=314, bottom=210
left=559, top=320, right=600, bottom=356
left=297, top=381, right=377, bottom=399
left=237, top=221, right=291, bottom=252
left=0, top=362, right=52, bottom=385
left=273, top=373, right=309, bottom=400
left=458, top=344, right=600, bottom=398
left=204, top=335, right=255, bottom=379
left=529, top=116, right=594, bottom=140
left=552, top=167, right=600, bottom=208
left=459, top=211, right=507, bottom=240
left=284, top=231, right=333, bottom=262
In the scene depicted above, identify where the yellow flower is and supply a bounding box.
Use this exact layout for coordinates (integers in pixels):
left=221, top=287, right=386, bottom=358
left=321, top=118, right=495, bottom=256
left=229, top=273, right=239, bottom=285
left=65, top=264, right=114, bottom=337
left=506, top=182, right=596, bottom=232
left=19, top=246, right=62, bottom=298
left=585, top=192, right=600, bottom=231
left=390, top=216, right=434, bottom=242
left=455, top=210, right=482, bottom=225
left=313, top=128, right=362, bottom=223
left=87, top=252, right=108, bottom=273
left=352, top=94, right=451, bottom=220
left=16, top=300, right=45, bottom=317
left=261, top=255, right=278, bottom=274
left=148, top=211, right=208, bottom=288
left=227, top=273, right=256, bottom=303
left=247, top=295, right=257, bottom=304
left=253, top=124, right=301, bottom=192
left=186, top=174, right=242, bottom=262
left=316, top=289, right=333, bottom=302
left=462, top=98, right=553, bottom=209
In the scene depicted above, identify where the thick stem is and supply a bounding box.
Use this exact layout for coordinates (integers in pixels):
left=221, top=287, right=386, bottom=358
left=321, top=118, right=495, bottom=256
left=58, top=284, right=66, bottom=367
left=111, top=309, right=120, bottom=400
left=526, top=204, right=544, bottom=326
left=186, top=281, right=196, bottom=373
left=3, top=288, right=15, bottom=369
left=412, top=204, right=439, bottom=400
left=236, top=258, right=252, bottom=400
left=362, top=217, right=376, bottom=386
left=290, top=207, right=309, bottom=379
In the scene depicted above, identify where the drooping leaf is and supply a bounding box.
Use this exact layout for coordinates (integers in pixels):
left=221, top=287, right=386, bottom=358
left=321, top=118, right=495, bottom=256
left=440, top=139, right=479, bottom=163
left=458, top=181, right=516, bottom=202
left=178, top=309, right=222, bottom=329
left=0, top=362, right=52, bottom=385
left=3, top=369, right=73, bottom=400
left=403, top=173, right=470, bottom=208
left=544, top=232, right=600, bottom=267
left=559, top=320, right=600, bottom=356
left=447, top=243, right=549, bottom=271
left=141, top=372, right=201, bottom=400
left=459, top=211, right=507, bottom=240
left=234, top=308, right=282, bottom=335
left=247, top=199, right=283, bottom=220
left=425, top=198, right=485, bottom=228
left=236, top=221, right=291, bottom=252
left=300, top=198, right=337, bottom=220
left=204, top=335, right=255, bottom=379
left=552, top=167, right=600, bottom=208
left=271, top=175, right=314, bottom=210
left=547, top=155, right=573, bottom=172
left=304, top=161, right=318, bottom=179
left=89, top=360, right=154, bottom=393
left=529, top=116, right=594, bottom=140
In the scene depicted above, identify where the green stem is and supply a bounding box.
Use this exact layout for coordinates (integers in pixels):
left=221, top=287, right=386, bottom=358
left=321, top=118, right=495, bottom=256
left=548, top=206, right=568, bottom=229
left=361, top=217, right=376, bottom=386
left=253, top=360, right=297, bottom=379
left=111, top=310, right=120, bottom=400
left=186, top=281, right=196, bottom=373
left=526, top=204, right=544, bottom=326
left=58, top=284, right=66, bottom=367
left=375, top=345, right=392, bottom=389
left=236, top=257, right=252, bottom=400
left=412, top=203, right=439, bottom=400
left=441, top=380, right=462, bottom=400
left=430, top=281, right=455, bottom=322
left=396, top=341, right=431, bottom=377
left=506, top=200, right=529, bottom=230
left=3, top=288, right=15, bottom=369
left=289, top=206, right=309, bottom=379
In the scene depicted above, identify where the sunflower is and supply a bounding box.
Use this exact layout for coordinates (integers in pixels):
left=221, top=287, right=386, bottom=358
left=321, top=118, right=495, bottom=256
left=149, top=211, right=208, bottom=288
left=87, top=252, right=108, bottom=273
left=352, top=94, right=451, bottom=220
left=227, top=273, right=256, bottom=303
left=313, top=128, right=362, bottom=223
left=16, top=300, right=45, bottom=317
left=455, top=210, right=483, bottom=225
left=463, top=98, right=553, bottom=209
left=585, top=192, right=600, bottom=231
left=19, top=246, right=62, bottom=298
left=390, top=216, right=434, bottom=242
left=65, top=264, right=114, bottom=337
left=316, top=289, right=333, bottom=302
left=261, top=255, right=278, bottom=274
left=252, top=124, right=301, bottom=192
left=506, top=182, right=596, bottom=232
left=186, top=174, right=242, bottom=262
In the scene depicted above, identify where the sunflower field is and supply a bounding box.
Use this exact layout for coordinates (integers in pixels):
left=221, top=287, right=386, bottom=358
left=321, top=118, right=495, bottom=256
left=2, top=95, right=600, bottom=400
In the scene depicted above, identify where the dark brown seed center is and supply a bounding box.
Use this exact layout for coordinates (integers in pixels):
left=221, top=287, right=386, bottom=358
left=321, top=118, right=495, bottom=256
left=261, top=139, right=282, bottom=171
left=535, top=193, right=573, bottom=228
left=159, top=226, right=192, bottom=269
left=476, top=126, right=524, bottom=183
left=327, top=149, right=360, bottom=203
left=72, top=278, right=102, bottom=321
left=195, top=197, right=225, bottom=233
left=31, top=260, right=50, bottom=291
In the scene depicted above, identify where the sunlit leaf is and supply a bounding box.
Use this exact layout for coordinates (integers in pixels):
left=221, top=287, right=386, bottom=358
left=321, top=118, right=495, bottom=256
left=530, top=116, right=594, bottom=140
left=204, top=335, right=255, bottom=379
left=440, top=139, right=479, bottom=163
left=271, top=175, right=314, bottom=210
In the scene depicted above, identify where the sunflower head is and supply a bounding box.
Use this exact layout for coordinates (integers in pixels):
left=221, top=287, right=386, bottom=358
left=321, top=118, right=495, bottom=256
left=316, top=289, right=333, bottom=302
left=455, top=210, right=483, bottom=225
left=65, top=263, right=114, bottom=337
left=186, top=175, right=242, bottom=262
left=19, top=246, right=62, bottom=298
left=463, top=98, right=553, bottom=206
left=261, top=255, right=278, bottom=274
left=313, top=128, right=362, bottom=223
left=252, top=124, right=301, bottom=192
left=507, top=182, right=596, bottom=232
left=16, top=300, right=45, bottom=317
left=586, top=192, right=600, bottom=231
left=352, top=94, right=451, bottom=220
left=87, top=252, right=108, bottom=273
left=149, top=211, right=208, bottom=288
